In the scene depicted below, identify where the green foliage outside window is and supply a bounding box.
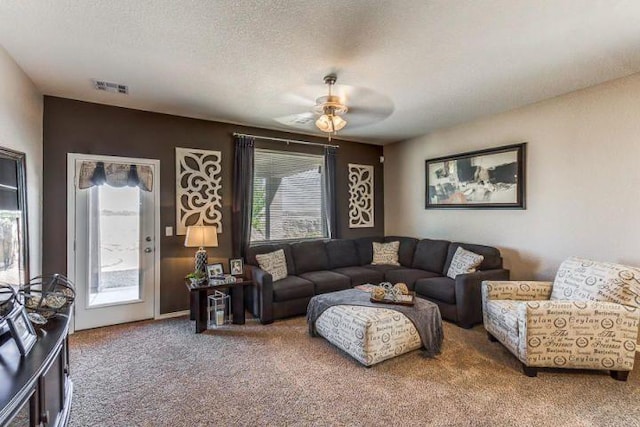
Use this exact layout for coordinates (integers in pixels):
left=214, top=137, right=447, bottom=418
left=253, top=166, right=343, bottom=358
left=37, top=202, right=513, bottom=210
left=251, top=179, right=266, bottom=240
left=0, top=212, right=19, bottom=271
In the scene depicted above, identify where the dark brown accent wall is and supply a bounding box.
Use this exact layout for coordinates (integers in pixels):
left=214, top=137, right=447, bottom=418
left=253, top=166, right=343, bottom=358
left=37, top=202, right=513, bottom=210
left=43, top=97, right=384, bottom=314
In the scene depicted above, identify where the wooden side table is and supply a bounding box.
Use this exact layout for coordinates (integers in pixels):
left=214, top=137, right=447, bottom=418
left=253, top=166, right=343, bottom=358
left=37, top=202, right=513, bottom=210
left=185, top=277, right=253, bottom=334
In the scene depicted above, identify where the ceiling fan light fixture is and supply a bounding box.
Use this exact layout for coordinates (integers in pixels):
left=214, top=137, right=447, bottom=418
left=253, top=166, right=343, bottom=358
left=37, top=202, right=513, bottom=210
left=315, top=114, right=347, bottom=133
left=313, top=74, right=349, bottom=137
left=313, top=95, right=348, bottom=116
left=279, top=72, right=393, bottom=141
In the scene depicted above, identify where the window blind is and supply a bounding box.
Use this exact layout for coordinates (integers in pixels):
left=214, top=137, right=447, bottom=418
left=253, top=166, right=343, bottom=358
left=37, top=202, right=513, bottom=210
left=251, top=149, right=327, bottom=243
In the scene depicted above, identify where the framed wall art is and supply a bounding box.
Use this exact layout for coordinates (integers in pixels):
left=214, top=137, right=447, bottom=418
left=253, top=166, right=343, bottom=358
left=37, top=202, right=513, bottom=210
left=348, top=163, right=374, bottom=228
left=425, top=143, right=526, bottom=209
left=176, top=147, right=222, bottom=235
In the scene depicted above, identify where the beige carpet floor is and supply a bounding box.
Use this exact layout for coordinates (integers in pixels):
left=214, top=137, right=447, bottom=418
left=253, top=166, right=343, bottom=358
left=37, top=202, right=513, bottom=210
left=69, top=315, right=640, bottom=427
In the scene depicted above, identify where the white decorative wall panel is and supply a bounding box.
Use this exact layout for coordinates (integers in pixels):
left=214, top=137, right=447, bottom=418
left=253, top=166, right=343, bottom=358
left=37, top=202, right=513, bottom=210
left=348, top=163, right=374, bottom=228
left=176, top=147, right=222, bottom=235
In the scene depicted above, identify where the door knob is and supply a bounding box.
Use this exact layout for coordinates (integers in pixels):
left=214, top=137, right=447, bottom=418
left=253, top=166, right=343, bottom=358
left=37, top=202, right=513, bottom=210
left=145, top=236, right=152, bottom=242
left=144, top=248, right=153, bottom=253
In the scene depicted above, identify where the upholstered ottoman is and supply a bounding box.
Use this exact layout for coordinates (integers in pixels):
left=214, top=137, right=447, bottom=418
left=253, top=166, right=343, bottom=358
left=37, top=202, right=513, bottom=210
left=314, top=305, right=423, bottom=366
left=309, top=289, right=443, bottom=366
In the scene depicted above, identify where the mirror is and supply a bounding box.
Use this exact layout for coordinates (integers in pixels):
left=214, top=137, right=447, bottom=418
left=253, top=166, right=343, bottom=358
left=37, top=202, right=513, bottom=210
left=0, top=147, right=29, bottom=284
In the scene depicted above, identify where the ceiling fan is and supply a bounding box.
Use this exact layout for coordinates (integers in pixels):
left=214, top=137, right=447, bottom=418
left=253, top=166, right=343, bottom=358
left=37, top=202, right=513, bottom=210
left=313, top=74, right=348, bottom=136
left=274, top=74, right=394, bottom=140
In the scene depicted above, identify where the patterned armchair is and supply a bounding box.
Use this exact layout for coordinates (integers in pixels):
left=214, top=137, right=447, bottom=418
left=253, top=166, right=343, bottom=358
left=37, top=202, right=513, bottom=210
left=482, top=257, right=640, bottom=381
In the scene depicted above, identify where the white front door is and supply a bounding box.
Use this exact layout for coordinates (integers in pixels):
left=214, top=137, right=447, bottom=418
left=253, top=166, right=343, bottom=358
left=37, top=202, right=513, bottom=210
left=68, top=154, right=159, bottom=331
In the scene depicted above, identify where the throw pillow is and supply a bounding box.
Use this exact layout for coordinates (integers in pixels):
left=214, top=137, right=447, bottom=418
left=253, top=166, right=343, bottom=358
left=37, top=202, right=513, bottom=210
left=371, top=241, right=400, bottom=266
left=447, top=247, right=484, bottom=279
left=255, top=249, right=288, bottom=282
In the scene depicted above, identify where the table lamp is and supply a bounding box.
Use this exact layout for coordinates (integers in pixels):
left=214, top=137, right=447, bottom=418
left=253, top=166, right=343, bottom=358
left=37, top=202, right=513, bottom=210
left=184, top=225, right=218, bottom=274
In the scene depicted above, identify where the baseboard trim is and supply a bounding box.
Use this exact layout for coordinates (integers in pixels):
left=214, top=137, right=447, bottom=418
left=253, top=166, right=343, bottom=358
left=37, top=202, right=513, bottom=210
left=155, top=310, right=190, bottom=320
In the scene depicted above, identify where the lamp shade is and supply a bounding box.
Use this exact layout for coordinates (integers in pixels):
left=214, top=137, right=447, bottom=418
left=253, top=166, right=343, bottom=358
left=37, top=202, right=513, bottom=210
left=184, top=225, right=218, bottom=248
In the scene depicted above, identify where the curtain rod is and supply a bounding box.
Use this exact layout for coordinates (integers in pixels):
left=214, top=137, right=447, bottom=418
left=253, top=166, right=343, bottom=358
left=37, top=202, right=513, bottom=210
left=233, top=133, right=339, bottom=149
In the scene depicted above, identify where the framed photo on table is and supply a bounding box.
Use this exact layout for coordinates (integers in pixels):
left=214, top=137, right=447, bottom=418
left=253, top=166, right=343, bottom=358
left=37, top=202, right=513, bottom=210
left=207, top=263, right=224, bottom=279
left=229, top=258, right=244, bottom=276
left=7, top=306, right=37, bottom=356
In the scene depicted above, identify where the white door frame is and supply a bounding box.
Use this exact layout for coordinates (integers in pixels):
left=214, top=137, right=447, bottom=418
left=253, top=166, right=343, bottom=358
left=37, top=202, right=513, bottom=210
left=66, top=153, right=162, bottom=329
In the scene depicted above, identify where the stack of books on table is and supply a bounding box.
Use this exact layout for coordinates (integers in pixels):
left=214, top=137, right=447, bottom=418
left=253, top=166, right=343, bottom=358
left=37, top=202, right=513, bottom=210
left=209, top=275, right=237, bottom=285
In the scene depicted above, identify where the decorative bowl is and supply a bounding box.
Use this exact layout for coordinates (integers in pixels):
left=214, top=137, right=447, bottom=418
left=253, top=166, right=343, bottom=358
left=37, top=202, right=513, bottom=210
left=0, top=283, right=18, bottom=320
left=20, top=274, right=76, bottom=323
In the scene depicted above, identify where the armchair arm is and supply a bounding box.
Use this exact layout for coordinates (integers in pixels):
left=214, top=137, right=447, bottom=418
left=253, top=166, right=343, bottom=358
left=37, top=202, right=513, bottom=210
left=482, top=281, right=553, bottom=302
left=247, top=265, right=274, bottom=324
left=518, top=300, right=640, bottom=370
left=455, top=269, right=510, bottom=328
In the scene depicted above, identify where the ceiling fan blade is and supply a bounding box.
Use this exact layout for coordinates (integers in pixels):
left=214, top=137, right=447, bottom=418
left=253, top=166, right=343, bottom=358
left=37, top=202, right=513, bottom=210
left=276, top=77, right=395, bottom=132
left=342, top=86, right=393, bottom=108
left=274, top=112, right=318, bottom=130
left=280, top=92, right=316, bottom=108
left=343, top=105, right=394, bottom=129
left=347, top=105, right=393, bottom=118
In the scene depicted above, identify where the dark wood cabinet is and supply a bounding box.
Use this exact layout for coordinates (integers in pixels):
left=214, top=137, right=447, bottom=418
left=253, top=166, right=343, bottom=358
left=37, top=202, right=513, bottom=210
left=0, top=310, right=72, bottom=427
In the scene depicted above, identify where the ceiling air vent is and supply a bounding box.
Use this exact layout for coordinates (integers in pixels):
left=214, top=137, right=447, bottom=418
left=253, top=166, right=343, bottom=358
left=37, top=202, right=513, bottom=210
left=92, top=80, right=128, bottom=94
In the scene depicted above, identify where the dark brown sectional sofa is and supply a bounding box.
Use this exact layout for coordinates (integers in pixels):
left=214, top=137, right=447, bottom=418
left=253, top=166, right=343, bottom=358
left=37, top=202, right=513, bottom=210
left=245, top=236, right=510, bottom=328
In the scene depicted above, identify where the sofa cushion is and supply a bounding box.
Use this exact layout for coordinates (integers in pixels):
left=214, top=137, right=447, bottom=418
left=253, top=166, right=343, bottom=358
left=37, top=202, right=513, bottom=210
left=354, top=236, right=384, bottom=265
left=255, top=249, right=289, bottom=282
left=385, top=268, right=440, bottom=290
left=272, top=276, right=315, bottom=302
left=291, top=240, right=329, bottom=274
left=411, top=239, right=451, bottom=273
left=299, top=270, right=351, bottom=295
left=550, top=257, right=640, bottom=306
left=332, top=266, right=384, bottom=286
left=415, top=277, right=456, bottom=304
left=326, top=239, right=360, bottom=269
left=443, top=242, right=502, bottom=274
left=372, top=241, right=400, bottom=265
left=385, top=236, right=419, bottom=267
left=247, top=244, right=296, bottom=275
left=446, top=247, right=484, bottom=279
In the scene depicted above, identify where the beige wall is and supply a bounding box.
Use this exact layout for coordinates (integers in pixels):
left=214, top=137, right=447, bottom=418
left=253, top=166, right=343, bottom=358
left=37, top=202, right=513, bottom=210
left=384, top=73, right=640, bottom=280
left=0, top=45, right=43, bottom=277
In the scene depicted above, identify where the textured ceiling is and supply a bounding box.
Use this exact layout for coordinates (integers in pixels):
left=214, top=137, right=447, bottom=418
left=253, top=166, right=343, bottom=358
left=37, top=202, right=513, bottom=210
left=2, top=1, right=640, bottom=144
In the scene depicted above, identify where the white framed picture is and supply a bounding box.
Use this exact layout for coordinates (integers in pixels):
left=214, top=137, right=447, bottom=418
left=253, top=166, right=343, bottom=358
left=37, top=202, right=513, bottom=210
left=207, top=263, right=224, bottom=278
left=7, top=306, right=37, bottom=356
left=229, top=258, right=244, bottom=276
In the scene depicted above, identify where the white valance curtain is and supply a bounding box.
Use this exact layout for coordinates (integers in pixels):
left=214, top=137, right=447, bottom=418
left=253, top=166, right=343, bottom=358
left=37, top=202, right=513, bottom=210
left=78, top=161, right=153, bottom=192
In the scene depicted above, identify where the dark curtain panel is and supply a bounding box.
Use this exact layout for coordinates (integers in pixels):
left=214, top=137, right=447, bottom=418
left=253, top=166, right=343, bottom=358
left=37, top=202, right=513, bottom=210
left=323, top=146, right=337, bottom=238
left=232, top=135, right=255, bottom=258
